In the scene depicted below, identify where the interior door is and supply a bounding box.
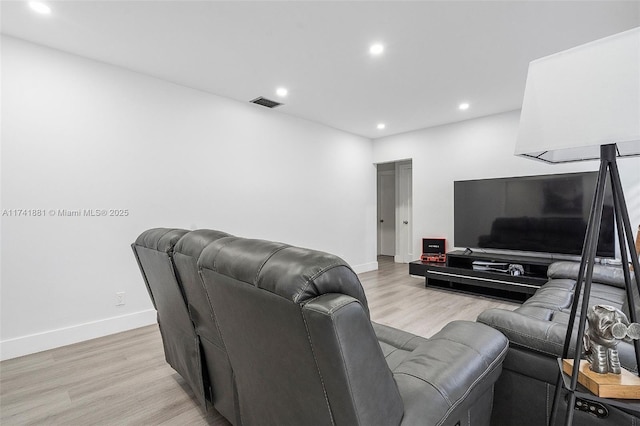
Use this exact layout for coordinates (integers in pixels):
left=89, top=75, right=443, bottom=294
left=377, top=171, right=395, bottom=256
left=397, top=162, right=413, bottom=263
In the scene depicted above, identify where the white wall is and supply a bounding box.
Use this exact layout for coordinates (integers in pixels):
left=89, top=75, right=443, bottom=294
left=373, top=110, right=640, bottom=260
left=0, top=36, right=377, bottom=360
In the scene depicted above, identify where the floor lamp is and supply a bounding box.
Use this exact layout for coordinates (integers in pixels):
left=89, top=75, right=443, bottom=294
left=514, top=27, right=640, bottom=426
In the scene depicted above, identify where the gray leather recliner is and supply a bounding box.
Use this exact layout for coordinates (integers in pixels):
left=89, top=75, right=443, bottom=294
left=196, top=234, right=510, bottom=426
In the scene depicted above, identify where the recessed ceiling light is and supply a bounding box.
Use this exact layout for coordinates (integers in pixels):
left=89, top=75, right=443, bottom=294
left=276, top=87, right=288, bottom=97
left=369, top=43, right=384, bottom=56
left=377, top=123, right=386, bottom=130
left=29, top=1, right=51, bottom=14
left=459, top=102, right=470, bottom=111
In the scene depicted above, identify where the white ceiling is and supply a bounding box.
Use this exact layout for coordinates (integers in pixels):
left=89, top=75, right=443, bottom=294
left=2, top=1, right=639, bottom=139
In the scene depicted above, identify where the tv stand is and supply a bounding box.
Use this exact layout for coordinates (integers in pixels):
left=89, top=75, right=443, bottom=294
left=419, top=250, right=554, bottom=302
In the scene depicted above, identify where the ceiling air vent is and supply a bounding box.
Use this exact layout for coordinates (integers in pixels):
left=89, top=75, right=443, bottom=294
left=250, top=97, right=283, bottom=108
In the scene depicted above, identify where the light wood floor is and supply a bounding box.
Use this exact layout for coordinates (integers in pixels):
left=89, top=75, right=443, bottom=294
left=0, top=256, right=516, bottom=425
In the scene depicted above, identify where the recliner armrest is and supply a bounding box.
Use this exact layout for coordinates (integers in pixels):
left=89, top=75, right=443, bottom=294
left=393, top=321, right=508, bottom=426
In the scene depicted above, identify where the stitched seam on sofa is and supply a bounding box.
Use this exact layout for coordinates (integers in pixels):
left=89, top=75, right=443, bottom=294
left=169, top=255, right=191, bottom=311
left=543, top=322, right=559, bottom=342
left=252, top=244, right=291, bottom=286
left=197, top=269, right=230, bottom=356
left=427, top=337, right=491, bottom=366
left=327, top=299, right=359, bottom=315
left=303, top=299, right=358, bottom=316
left=433, top=342, right=509, bottom=426
left=302, top=295, right=352, bottom=312
left=395, top=371, right=452, bottom=406
left=156, top=228, right=173, bottom=252
left=381, top=346, right=401, bottom=360
left=198, top=270, right=219, bottom=324
left=296, top=263, right=346, bottom=303
left=294, top=263, right=352, bottom=304
left=300, top=309, right=336, bottom=426
left=396, top=336, right=422, bottom=350
left=195, top=267, right=243, bottom=423
left=486, top=322, right=561, bottom=348
left=199, top=333, right=225, bottom=351
left=193, top=335, right=205, bottom=405
left=490, top=324, right=564, bottom=356
left=201, top=237, right=236, bottom=272
left=545, top=382, right=550, bottom=425
left=301, top=294, right=324, bottom=308
left=407, top=336, right=425, bottom=348
left=592, top=293, right=626, bottom=305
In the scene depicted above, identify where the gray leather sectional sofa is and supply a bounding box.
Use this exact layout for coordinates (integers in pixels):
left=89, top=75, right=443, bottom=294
left=478, top=261, right=640, bottom=425
left=133, top=228, right=508, bottom=426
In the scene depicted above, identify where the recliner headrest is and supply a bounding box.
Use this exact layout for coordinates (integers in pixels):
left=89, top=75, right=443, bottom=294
left=198, top=236, right=369, bottom=315
left=134, top=228, right=189, bottom=253
left=174, top=229, right=233, bottom=258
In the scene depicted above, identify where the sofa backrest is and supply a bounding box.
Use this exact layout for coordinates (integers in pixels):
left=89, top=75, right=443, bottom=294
left=548, top=261, right=640, bottom=323
left=198, top=236, right=403, bottom=426
left=131, top=228, right=205, bottom=407
left=173, top=229, right=238, bottom=423
left=548, top=261, right=630, bottom=288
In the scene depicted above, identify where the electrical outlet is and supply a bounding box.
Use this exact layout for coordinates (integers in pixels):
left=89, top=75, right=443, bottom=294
left=116, top=291, right=125, bottom=306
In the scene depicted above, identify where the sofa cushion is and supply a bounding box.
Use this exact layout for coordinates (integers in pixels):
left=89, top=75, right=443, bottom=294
left=373, top=322, right=430, bottom=371
left=524, top=279, right=574, bottom=310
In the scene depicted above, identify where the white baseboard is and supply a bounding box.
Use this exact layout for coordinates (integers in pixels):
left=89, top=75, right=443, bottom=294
left=394, top=254, right=414, bottom=264
left=0, top=309, right=157, bottom=361
left=352, top=261, right=378, bottom=274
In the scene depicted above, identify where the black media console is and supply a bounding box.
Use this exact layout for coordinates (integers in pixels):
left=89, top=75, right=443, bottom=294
left=409, top=250, right=555, bottom=302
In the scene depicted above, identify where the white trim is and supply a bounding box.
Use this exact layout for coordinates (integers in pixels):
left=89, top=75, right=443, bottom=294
left=352, top=261, right=378, bottom=274
left=0, top=309, right=157, bottom=361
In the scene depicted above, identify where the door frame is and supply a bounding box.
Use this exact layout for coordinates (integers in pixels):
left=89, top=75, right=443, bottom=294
left=395, top=161, right=413, bottom=263
left=375, top=160, right=413, bottom=263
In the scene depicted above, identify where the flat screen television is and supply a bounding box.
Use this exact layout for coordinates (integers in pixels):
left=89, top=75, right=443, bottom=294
left=454, top=172, right=615, bottom=258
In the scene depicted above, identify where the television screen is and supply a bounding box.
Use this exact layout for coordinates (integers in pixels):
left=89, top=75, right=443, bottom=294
left=454, top=172, right=615, bottom=257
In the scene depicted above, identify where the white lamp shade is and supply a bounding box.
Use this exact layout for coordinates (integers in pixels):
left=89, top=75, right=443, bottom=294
left=516, top=27, right=640, bottom=163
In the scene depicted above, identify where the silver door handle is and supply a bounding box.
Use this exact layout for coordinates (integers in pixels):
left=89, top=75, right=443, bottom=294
left=403, top=221, right=408, bottom=224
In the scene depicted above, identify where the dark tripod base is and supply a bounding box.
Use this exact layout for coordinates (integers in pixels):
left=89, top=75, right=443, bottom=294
left=548, top=144, right=640, bottom=426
